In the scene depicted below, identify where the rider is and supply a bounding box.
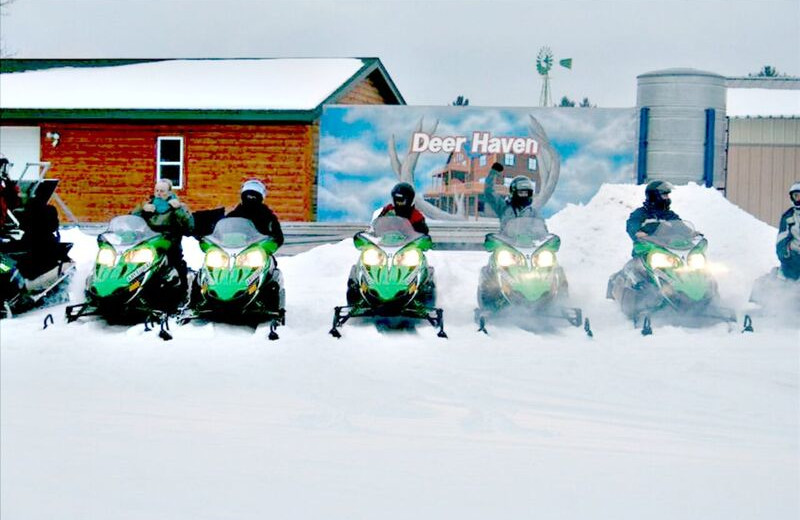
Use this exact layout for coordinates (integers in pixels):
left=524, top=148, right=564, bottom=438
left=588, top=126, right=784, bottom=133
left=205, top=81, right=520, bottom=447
left=626, top=180, right=681, bottom=244
left=132, top=179, right=193, bottom=291
left=377, top=182, right=429, bottom=235
left=0, top=156, right=21, bottom=230
left=776, top=181, right=800, bottom=280
left=483, top=162, right=536, bottom=226
left=227, top=179, right=284, bottom=247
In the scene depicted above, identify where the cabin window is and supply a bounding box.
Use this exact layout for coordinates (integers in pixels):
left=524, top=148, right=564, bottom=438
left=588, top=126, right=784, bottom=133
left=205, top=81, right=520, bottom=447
left=528, top=157, right=538, bottom=171
left=157, top=136, right=184, bottom=189
left=479, top=155, right=487, bottom=166
left=504, top=153, right=515, bottom=166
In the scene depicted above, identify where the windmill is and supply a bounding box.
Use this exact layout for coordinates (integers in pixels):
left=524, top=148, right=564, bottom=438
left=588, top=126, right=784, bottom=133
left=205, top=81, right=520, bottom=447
left=536, top=46, right=573, bottom=107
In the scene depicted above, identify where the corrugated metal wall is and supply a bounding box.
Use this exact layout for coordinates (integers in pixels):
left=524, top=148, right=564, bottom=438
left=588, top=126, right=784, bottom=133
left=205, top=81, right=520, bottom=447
left=725, top=117, right=799, bottom=227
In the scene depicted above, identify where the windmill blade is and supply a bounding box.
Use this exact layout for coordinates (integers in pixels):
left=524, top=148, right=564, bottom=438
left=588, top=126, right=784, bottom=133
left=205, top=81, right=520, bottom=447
left=559, top=58, right=573, bottom=70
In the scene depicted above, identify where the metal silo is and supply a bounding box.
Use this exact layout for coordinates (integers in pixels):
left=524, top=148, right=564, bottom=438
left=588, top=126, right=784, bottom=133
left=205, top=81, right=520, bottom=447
left=635, top=68, right=727, bottom=187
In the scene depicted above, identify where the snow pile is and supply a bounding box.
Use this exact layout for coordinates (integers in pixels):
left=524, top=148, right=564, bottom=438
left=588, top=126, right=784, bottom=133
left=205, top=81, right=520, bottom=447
left=1, top=184, right=797, bottom=520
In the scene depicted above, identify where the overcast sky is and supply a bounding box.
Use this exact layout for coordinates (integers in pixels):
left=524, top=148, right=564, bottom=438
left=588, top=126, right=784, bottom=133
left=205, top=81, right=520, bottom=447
left=1, top=0, right=797, bottom=108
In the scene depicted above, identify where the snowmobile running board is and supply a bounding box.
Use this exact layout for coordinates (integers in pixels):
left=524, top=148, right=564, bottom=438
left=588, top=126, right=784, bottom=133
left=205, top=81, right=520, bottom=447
left=475, top=307, right=592, bottom=337
left=65, top=304, right=176, bottom=341
left=635, top=306, right=745, bottom=336
left=176, top=307, right=286, bottom=341
left=329, top=305, right=447, bottom=339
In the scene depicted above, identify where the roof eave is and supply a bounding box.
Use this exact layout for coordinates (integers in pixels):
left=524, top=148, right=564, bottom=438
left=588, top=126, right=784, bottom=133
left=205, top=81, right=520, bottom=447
left=0, top=108, right=320, bottom=123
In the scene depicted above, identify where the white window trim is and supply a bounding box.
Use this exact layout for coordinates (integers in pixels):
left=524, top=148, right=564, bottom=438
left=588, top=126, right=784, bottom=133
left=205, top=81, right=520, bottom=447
left=528, top=157, right=538, bottom=171
left=156, top=136, right=184, bottom=189
left=504, top=153, right=515, bottom=166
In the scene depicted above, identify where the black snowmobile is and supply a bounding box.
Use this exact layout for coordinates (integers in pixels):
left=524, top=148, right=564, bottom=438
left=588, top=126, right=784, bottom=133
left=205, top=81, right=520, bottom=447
left=607, top=219, right=738, bottom=335
left=475, top=216, right=590, bottom=335
left=1, top=179, right=75, bottom=319
left=65, top=215, right=186, bottom=338
left=329, top=216, right=446, bottom=338
left=178, top=217, right=286, bottom=340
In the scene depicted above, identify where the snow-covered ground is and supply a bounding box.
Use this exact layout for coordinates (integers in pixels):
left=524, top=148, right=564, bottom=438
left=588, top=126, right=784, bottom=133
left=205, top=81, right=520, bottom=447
left=1, top=184, right=797, bottom=520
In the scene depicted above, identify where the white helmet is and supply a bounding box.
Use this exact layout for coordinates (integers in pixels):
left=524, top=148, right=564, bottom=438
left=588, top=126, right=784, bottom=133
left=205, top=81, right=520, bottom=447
left=790, top=181, right=800, bottom=208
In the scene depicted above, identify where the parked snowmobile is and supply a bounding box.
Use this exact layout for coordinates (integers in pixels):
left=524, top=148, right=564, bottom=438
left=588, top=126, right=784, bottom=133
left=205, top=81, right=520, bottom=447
left=607, top=219, right=737, bottom=335
left=1, top=179, right=75, bottom=319
left=474, top=216, right=590, bottom=335
left=329, top=216, right=446, bottom=338
left=178, top=217, right=285, bottom=340
left=747, top=269, right=799, bottom=325
left=65, top=215, right=185, bottom=335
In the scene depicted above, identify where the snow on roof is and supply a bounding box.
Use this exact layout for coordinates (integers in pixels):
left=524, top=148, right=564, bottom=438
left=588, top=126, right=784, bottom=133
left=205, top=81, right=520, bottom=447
left=0, top=59, right=367, bottom=111
left=726, top=88, right=800, bottom=117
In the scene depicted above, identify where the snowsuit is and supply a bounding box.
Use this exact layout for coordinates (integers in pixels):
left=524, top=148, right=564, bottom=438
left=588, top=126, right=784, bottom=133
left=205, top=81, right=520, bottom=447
left=132, top=194, right=194, bottom=289
left=378, top=204, right=429, bottom=235
left=776, top=206, right=800, bottom=280
left=0, top=177, right=20, bottom=230
left=226, top=203, right=284, bottom=247
left=625, top=203, right=681, bottom=242
left=483, top=170, right=536, bottom=227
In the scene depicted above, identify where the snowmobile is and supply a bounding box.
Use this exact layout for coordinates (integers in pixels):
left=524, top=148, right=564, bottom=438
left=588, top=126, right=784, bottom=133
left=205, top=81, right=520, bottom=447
left=177, top=217, right=285, bottom=340
left=747, top=268, right=799, bottom=327
left=1, top=179, right=75, bottom=319
left=474, top=216, right=591, bottom=335
left=65, top=215, right=185, bottom=337
left=606, top=219, right=737, bottom=335
left=329, top=215, right=447, bottom=338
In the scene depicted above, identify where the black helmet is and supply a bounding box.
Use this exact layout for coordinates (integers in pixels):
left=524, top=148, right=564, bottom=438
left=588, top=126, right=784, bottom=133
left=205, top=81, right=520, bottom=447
left=391, top=182, right=415, bottom=206
left=509, top=176, right=534, bottom=208
left=790, top=181, right=800, bottom=208
left=645, top=180, right=673, bottom=210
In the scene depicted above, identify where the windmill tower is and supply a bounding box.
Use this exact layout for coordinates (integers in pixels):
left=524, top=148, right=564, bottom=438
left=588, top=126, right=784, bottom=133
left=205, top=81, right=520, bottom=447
left=537, top=46, right=573, bottom=107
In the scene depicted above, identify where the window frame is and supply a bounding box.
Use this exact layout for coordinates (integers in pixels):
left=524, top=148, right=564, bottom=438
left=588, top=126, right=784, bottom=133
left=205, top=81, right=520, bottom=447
left=156, top=136, right=184, bottom=190
left=504, top=153, right=515, bottom=166
left=528, top=157, right=538, bottom=171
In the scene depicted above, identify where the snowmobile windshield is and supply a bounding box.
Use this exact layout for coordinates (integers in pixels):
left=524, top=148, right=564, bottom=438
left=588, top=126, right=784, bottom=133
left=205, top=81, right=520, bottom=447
left=370, top=216, right=422, bottom=247
left=644, top=220, right=699, bottom=250
left=210, top=217, right=268, bottom=249
left=499, top=217, right=550, bottom=247
left=104, top=215, right=158, bottom=246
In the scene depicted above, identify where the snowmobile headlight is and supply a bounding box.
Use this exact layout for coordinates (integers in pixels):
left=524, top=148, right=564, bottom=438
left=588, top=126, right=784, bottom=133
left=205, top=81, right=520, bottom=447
left=124, top=247, right=155, bottom=265
left=236, top=249, right=267, bottom=269
left=649, top=252, right=679, bottom=269
left=205, top=249, right=230, bottom=269
left=96, top=247, right=117, bottom=267
left=394, top=248, right=421, bottom=267
left=362, top=248, right=386, bottom=266
left=687, top=253, right=706, bottom=270
left=535, top=250, right=555, bottom=268
left=496, top=249, right=523, bottom=268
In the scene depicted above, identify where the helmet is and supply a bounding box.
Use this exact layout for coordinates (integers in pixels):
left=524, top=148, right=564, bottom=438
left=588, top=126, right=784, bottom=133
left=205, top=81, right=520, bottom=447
left=509, top=176, right=534, bottom=208
left=790, top=181, right=800, bottom=208
left=645, top=180, right=673, bottom=210
left=241, top=179, right=266, bottom=204
left=391, top=182, right=415, bottom=206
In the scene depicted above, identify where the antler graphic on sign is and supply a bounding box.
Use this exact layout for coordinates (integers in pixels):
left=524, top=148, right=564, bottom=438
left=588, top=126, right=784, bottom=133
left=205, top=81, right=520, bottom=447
left=388, top=118, right=467, bottom=221
left=528, top=115, right=560, bottom=211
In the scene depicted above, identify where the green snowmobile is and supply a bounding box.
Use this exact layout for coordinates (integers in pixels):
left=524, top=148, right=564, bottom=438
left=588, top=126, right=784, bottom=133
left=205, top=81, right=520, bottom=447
left=475, top=216, right=589, bottom=335
left=329, top=216, right=446, bottom=338
left=607, top=219, right=737, bottom=335
left=65, top=215, right=185, bottom=337
left=178, top=217, right=285, bottom=340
